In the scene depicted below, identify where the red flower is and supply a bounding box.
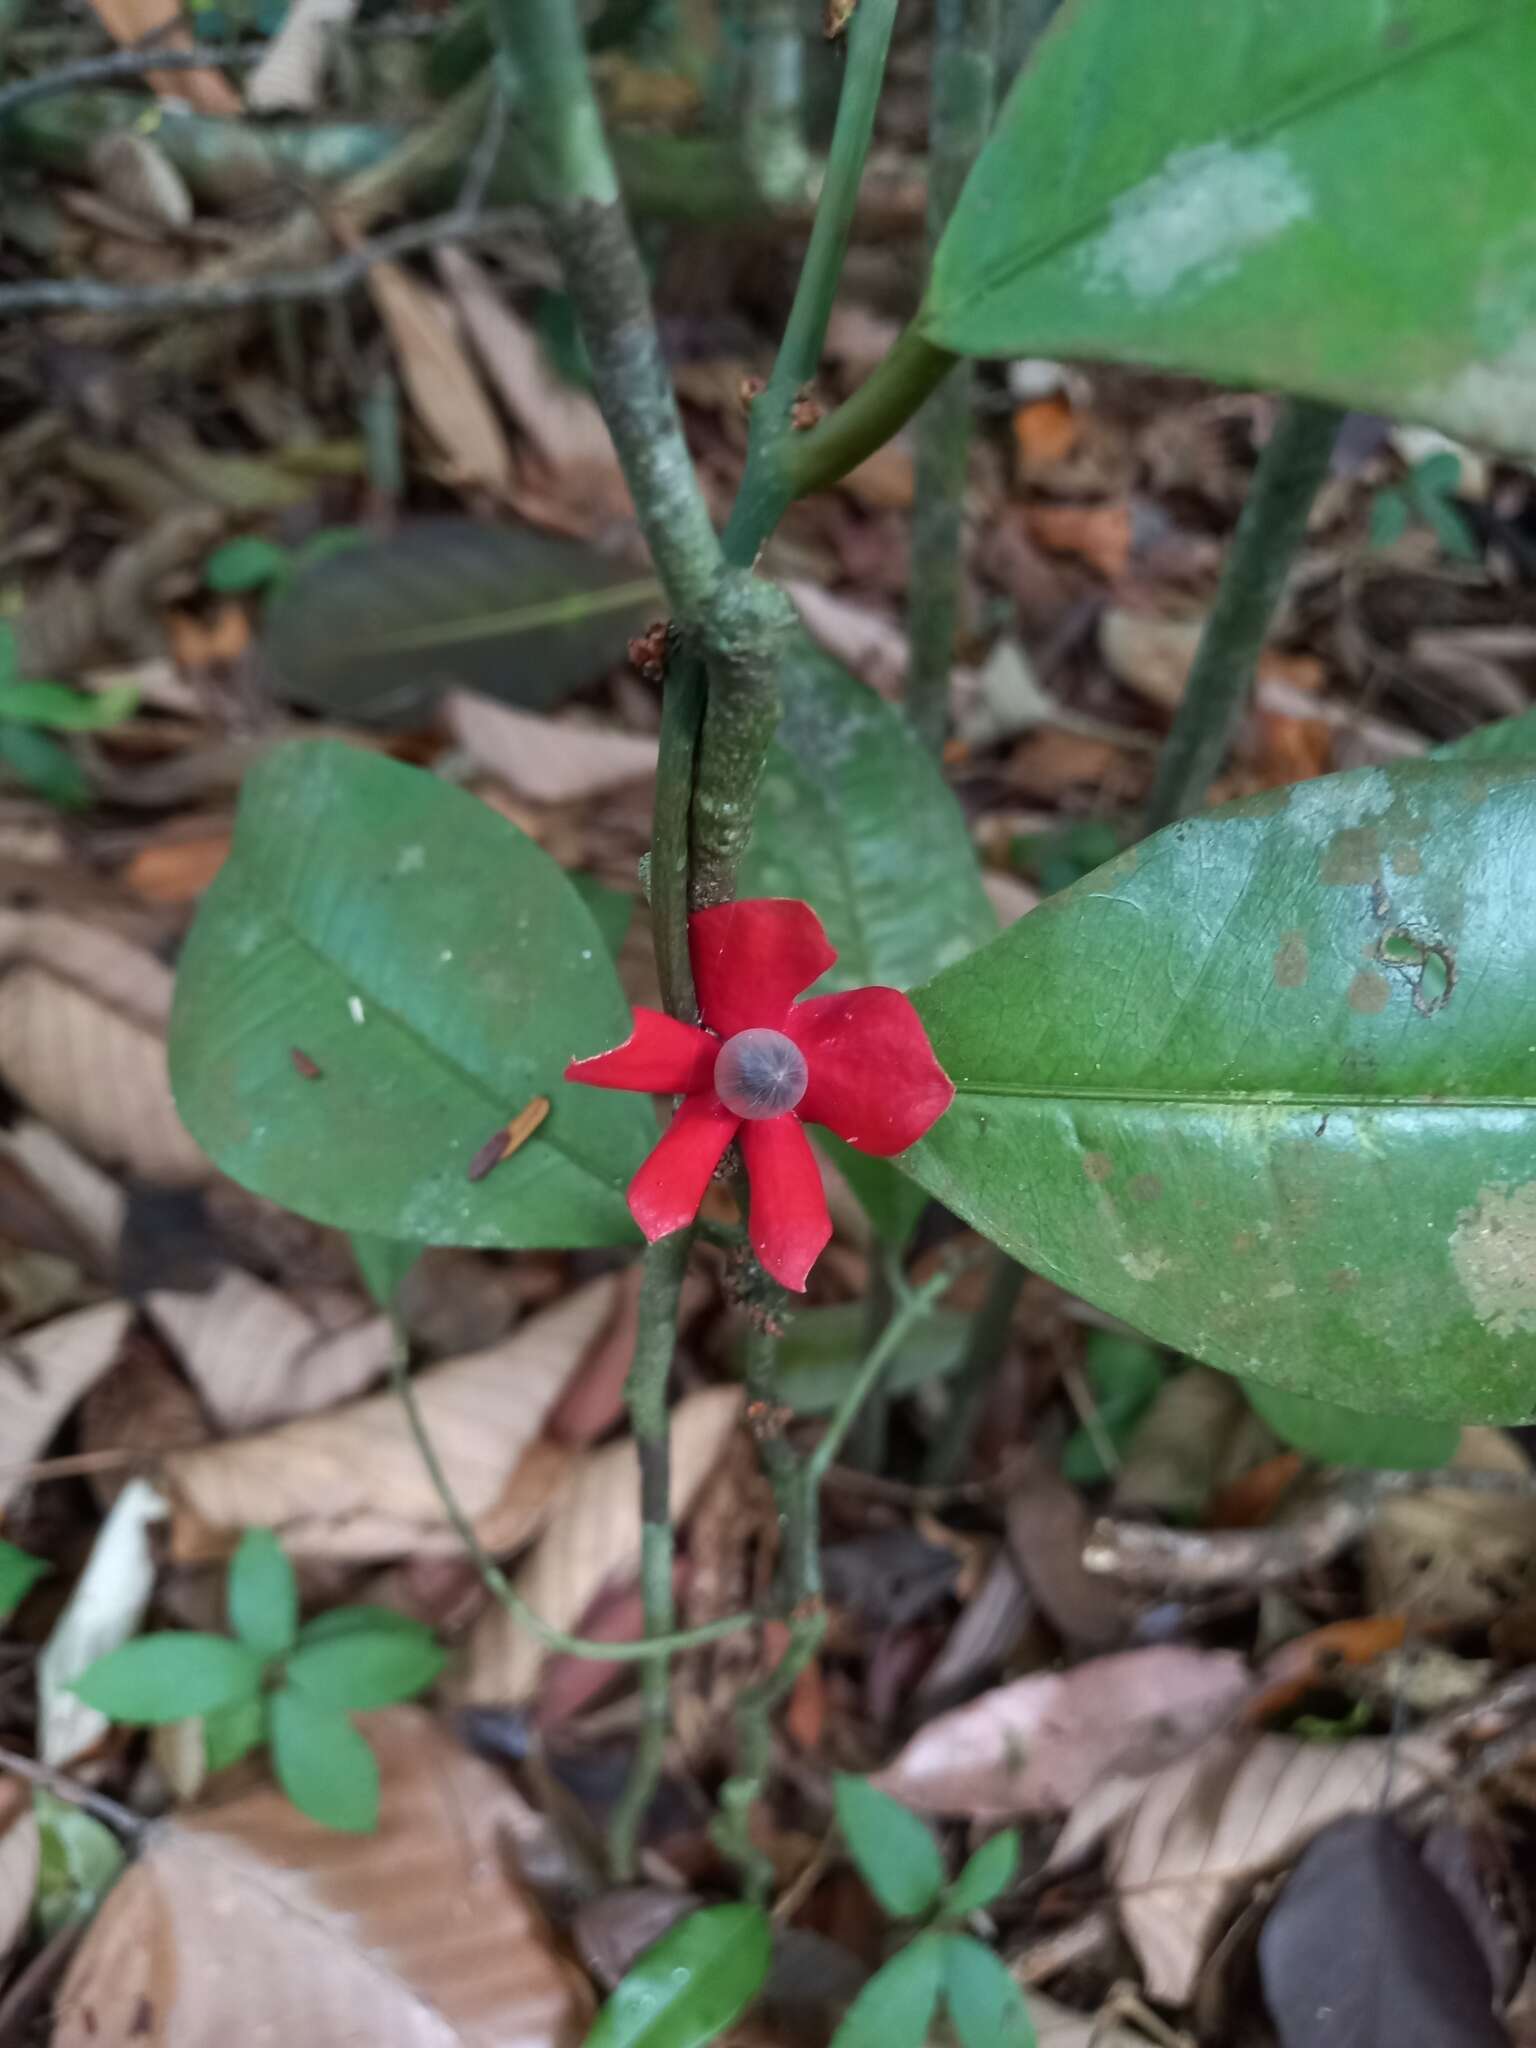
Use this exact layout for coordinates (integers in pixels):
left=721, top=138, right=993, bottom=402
left=565, top=899, right=953, bottom=1291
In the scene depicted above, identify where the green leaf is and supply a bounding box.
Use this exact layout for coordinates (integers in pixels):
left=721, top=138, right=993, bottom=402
left=205, top=535, right=295, bottom=593
left=743, top=636, right=994, bottom=994
left=818, top=1131, right=929, bottom=1250
left=1434, top=710, right=1536, bottom=763
left=33, top=1789, right=125, bottom=1939
left=203, top=1694, right=266, bottom=1772
left=1368, top=488, right=1411, bottom=550
left=351, top=1233, right=421, bottom=1312
left=227, top=1529, right=298, bottom=1657
left=570, top=872, right=635, bottom=960
left=0, top=680, right=137, bottom=730
left=298, top=1603, right=439, bottom=1644
left=0, top=1537, right=50, bottom=1619
left=904, top=760, right=1536, bottom=1422
left=923, top=0, right=1536, bottom=459
left=1418, top=489, right=1482, bottom=564
left=1243, top=1380, right=1458, bottom=1469
left=0, top=724, right=88, bottom=808
left=767, top=1302, right=969, bottom=1414
left=584, top=1903, right=771, bottom=2048
left=834, top=1776, right=946, bottom=1919
left=261, top=518, right=662, bottom=725
left=285, top=1626, right=445, bottom=1709
left=941, top=1935, right=1037, bottom=2048
left=0, top=622, right=17, bottom=687
left=1410, top=451, right=1464, bottom=500
left=1060, top=1333, right=1166, bottom=1484
left=830, top=1935, right=944, bottom=2048
left=72, top=1633, right=265, bottom=1724
left=268, top=1686, right=379, bottom=1832
left=944, top=1832, right=1020, bottom=1918
left=169, top=741, right=652, bottom=1249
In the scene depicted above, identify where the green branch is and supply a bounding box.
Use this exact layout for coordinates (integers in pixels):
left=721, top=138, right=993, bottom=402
left=1144, top=398, right=1342, bottom=831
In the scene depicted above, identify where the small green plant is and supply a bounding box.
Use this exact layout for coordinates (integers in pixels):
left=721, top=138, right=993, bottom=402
left=203, top=527, right=366, bottom=599
left=1369, top=450, right=1480, bottom=562
left=71, top=1530, right=445, bottom=1833
left=0, top=621, right=136, bottom=809
left=585, top=1779, right=1029, bottom=2048
left=0, top=1536, right=50, bottom=1619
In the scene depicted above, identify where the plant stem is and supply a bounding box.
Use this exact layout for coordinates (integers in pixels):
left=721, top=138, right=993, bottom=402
left=732, top=0, right=811, bottom=208
left=782, top=322, right=958, bottom=506
left=906, top=0, right=998, bottom=757
left=923, top=1251, right=1025, bottom=1484
left=651, top=651, right=705, bottom=1020
left=1143, top=398, right=1342, bottom=831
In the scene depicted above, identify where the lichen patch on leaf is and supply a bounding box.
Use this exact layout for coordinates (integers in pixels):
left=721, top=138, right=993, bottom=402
left=1077, top=142, right=1313, bottom=302
left=1451, top=1182, right=1536, bottom=1339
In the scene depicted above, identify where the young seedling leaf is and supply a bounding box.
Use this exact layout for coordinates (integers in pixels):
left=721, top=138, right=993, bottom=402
left=298, top=1605, right=440, bottom=1645
left=0, top=681, right=137, bottom=730
left=1243, top=1382, right=1458, bottom=1470
left=0, top=1538, right=50, bottom=1619
left=834, top=1775, right=946, bottom=1919
left=204, top=535, right=294, bottom=594
left=0, top=725, right=88, bottom=808
left=942, top=1934, right=1037, bottom=2048
left=170, top=741, right=652, bottom=1249
left=906, top=760, right=1536, bottom=1422
left=33, top=1790, right=125, bottom=1940
left=1367, top=488, right=1410, bottom=550
left=829, top=1934, right=945, bottom=2048
left=924, top=0, right=1536, bottom=461
left=227, top=1528, right=299, bottom=1657
left=268, top=1686, right=379, bottom=1833
left=285, top=1626, right=446, bottom=1710
left=584, top=1902, right=772, bottom=2048
left=944, top=1831, right=1021, bottom=1918
left=203, top=1695, right=266, bottom=1773
left=72, top=1633, right=265, bottom=1725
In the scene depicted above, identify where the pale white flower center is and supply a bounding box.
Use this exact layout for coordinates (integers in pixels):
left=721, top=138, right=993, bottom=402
left=714, top=1027, right=808, bottom=1119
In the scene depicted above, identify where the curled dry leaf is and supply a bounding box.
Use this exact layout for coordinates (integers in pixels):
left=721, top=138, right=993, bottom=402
left=873, top=1646, right=1252, bottom=1821
left=445, top=692, right=658, bottom=807
left=147, top=1268, right=393, bottom=1433
left=464, top=1385, right=744, bottom=1702
left=0, top=1300, right=133, bottom=1514
left=38, top=1477, right=164, bottom=1767
left=1052, top=1730, right=1450, bottom=2007
left=53, top=1708, right=592, bottom=2048
left=163, top=1277, right=621, bottom=1560
left=366, top=264, right=514, bottom=500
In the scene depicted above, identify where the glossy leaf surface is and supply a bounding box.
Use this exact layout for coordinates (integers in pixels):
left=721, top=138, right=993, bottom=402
left=584, top=1903, right=771, bottom=2048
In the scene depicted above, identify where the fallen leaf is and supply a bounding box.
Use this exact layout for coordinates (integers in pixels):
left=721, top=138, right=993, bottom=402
left=873, top=1646, right=1251, bottom=1820
left=1006, top=729, right=1133, bottom=802
left=147, top=1269, right=393, bottom=1433
left=843, top=439, right=915, bottom=511
left=784, top=579, right=910, bottom=698
left=534, top=1575, right=648, bottom=1731
left=38, top=1478, right=164, bottom=1766
left=86, top=0, right=242, bottom=113
left=163, top=1278, right=620, bottom=1559
left=0, top=1795, right=38, bottom=1971
left=1024, top=1991, right=1163, bottom=2048
left=166, top=605, right=250, bottom=672
left=246, top=0, right=356, bottom=111
left=54, top=1708, right=592, bottom=2046
left=122, top=833, right=232, bottom=904
left=436, top=250, right=633, bottom=537
left=81, top=1333, right=207, bottom=1509
left=366, top=264, right=514, bottom=499
left=445, top=692, right=657, bottom=805
left=1113, top=1366, right=1273, bottom=1523
left=1053, top=1730, right=1448, bottom=2006
left=1248, top=1616, right=1410, bottom=1723
left=1367, top=1427, right=1536, bottom=1627
left=1005, top=1453, right=1129, bottom=1651
left=464, top=1384, right=744, bottom=1702
left=0, top=1301, right=134, bottom=1514
left=1259, top=1816, right=1504, bottom=2047
left=1025, top=500, right=1131, bottom=581
left=0, top=1121, right=127, bottom=1273
left=1207, top=1450, right=1305, bottom=1530
left=1013, top=396, right=1082, bottom=475
left=544, top=1261, right=643, bottom=1447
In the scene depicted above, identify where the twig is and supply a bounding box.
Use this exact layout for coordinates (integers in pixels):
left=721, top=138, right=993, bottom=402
left=0, top=1743, right=143, bottom=1838
left=1083, top=1465, right=1536, bottom=1593
left=1143, top=399, right=1342, bottom=830
left=906, top=0, right=998, bottom=757
left=0, top=42, right=263, bottom=121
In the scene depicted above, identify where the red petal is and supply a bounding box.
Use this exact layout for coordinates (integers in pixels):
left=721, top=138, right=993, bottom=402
left=787, top=987, right=954, bottom=1156
left=628, top=1094, right=739, bottom=1242
left=566, top=1009, right=719, bottom=1095
left=741, top=1115, right=831, bottom=1293
left=689, top=899, right=837, bottom=1039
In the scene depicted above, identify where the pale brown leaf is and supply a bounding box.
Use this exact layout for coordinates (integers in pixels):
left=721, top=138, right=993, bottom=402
left=0, top=1121, right=127, bottom=1271
left=446, top=693, right=657, bottom=806
left=1053, top=1730, right=1448, bottom=2006
left=873, top=1646, right=1252, bottom=1821
left=367, top=264, right=514, bottom=499
left=784, top=580, right=909, bottom=699
left=1112, top=1365, right=1273, bottom=1522
left=1028, top=1992, right=1162, bottom=2047
left=86, top=0, right=242, bottom=113
left=436, top=250, right=634, bottom=536
left=246, top=0, right=356, bottom=111
left=1367, top=1425, right=1536, bottom=1627
left=1006, top=1453, right=1130, bottom=1650
left=0, top=1800, right=38, bottom=1970
left=163, top=1278, right=618, bottom=1558
left=147, top=1269, right=393, bottom=1433
left=53, top=1708, right=592, bottom=2047
left=0, top=1301, right=133, bottom=1513
left=465, top=1385, right=744, bottom=1702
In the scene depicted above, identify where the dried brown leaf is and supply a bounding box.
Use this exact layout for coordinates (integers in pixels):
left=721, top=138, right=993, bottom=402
left=874, top=1646, right=1252, bottom=1821
left=1367, top=1426, right=1536, bottom=1627
left=446, top=693, right=658, bottom=806
left=0, top=1301, right=133, bottom=1512
left=785, top=580, right=909, bottom=698
left=366, top=264, right=514, bottom=499
left=53, top=1708, right=592, bottom=2047
left=86, top=0, right=242, bottom=113
left=0, top=1121, right=127, bottom=1272
left=163, top=1279, right=618, bottom=1558
left=1053, top=1730, right=1449, bottom=2006
left=436, top=250, right=634, bottom=536
left=147, top=1269, right=393, bottom=1433
left=1112, top=1365, right=1273, bottom=1522
left=0, top=1799, right=38, bottom=1971
left=465, top=1385, right=744, bottom=1702
left=1005, top=1453, right=1129, bottom=1651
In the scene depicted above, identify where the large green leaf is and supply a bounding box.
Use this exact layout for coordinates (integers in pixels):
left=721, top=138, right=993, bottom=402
left=585, top=1904, right=771, bottom=2048
left=1242, top=1381, right=1458, bottom=1470
left=904, top=760, right=1536, bottom=1421
left=170, top=742, right=651, bottom=1248
left=924, top=0, right=1536, bottom=458
left=261, top=519, right=661, bottom=724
